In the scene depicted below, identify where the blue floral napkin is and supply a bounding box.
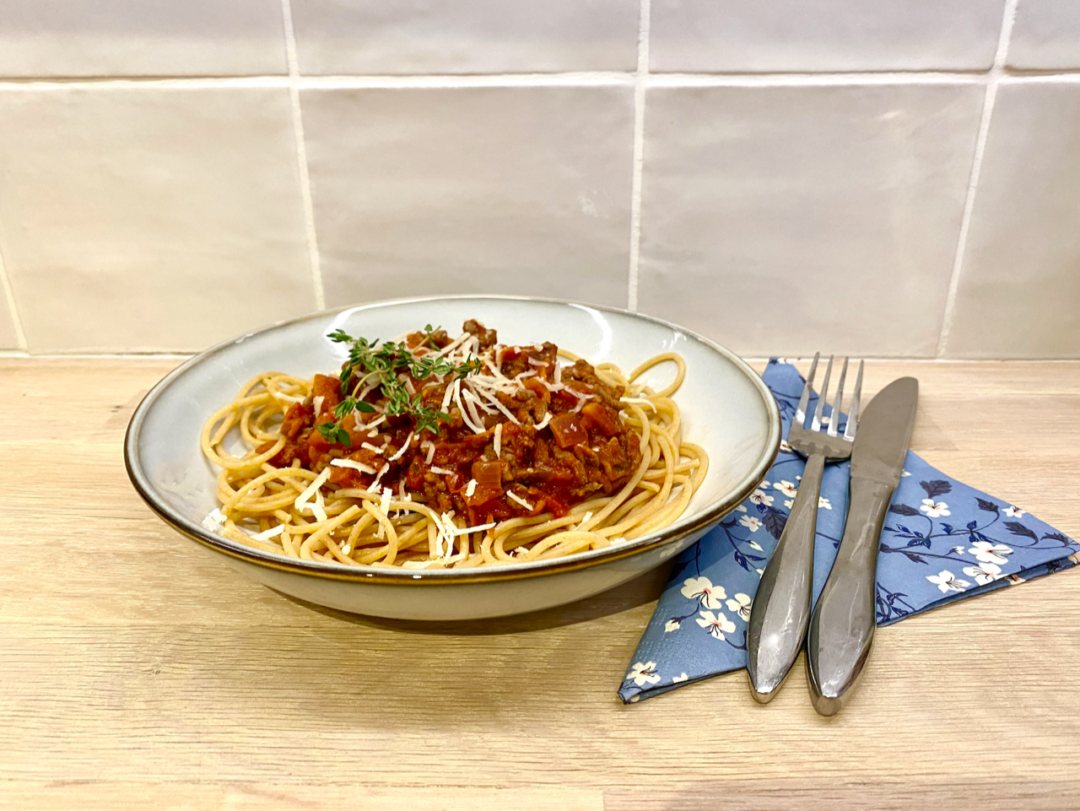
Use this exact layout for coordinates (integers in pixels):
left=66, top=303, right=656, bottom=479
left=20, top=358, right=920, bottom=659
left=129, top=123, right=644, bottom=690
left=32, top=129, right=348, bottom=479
left=619, top=360, right=1080, bottom=703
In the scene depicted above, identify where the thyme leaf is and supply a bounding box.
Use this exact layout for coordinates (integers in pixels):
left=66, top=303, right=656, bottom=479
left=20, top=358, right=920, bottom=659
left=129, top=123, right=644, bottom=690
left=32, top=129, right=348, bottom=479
left=320, top=327, right=482, bottom=441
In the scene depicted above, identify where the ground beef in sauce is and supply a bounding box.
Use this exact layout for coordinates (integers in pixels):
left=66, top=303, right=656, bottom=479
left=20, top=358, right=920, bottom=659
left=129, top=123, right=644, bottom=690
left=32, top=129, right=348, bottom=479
left=260, top=321, right=642, bottom=526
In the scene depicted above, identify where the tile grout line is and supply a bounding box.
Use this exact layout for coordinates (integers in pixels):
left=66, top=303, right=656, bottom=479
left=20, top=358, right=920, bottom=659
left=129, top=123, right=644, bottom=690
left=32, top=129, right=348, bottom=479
left=280, top=0, right=326, bottom=310
left=0, top=218, right=28, bottom=351
left=4, top=71, right=1080, bottom=92
left=936, top=0, right=1020, bottom=358
left=626, top=0, right=650, bottom=313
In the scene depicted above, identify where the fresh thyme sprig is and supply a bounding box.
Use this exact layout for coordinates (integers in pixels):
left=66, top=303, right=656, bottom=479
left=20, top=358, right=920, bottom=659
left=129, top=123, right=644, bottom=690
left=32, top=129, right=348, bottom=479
left=318, top=326, right=483, bottom=441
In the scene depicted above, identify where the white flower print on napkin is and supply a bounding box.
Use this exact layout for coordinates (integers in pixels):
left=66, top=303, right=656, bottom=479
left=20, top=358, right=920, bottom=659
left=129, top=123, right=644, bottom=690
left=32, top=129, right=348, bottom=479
left=774, top=480, right=798, bottom=497
left=725, top=593, right=752, bottom=622
left=695, top=611, right=737, bottom=640
left=927, top=570, right=971, bottom=594
left=962, top=561, right=1002, bottom=586
left=1004, top=506, right=1025, bottom=518
left=739, top=515, right=762, bottom=532
left=920, top=499, right=950, bottom=517
left=680, top=577, right=725, bottom=609
left=749, top=489, right=774, bottom=507
left=969, top=541, right=1013, bottom=565
left=627, top=661, right=661, bottom=686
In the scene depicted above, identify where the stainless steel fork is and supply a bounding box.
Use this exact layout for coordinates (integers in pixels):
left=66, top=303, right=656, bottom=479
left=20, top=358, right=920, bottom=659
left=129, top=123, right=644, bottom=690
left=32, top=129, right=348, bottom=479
left=747, top=354, right=864, bottom=703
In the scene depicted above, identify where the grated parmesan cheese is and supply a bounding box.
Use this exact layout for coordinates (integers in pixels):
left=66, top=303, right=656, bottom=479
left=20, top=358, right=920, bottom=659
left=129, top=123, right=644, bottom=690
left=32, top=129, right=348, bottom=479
left=465, top=479, right=477, bottom=498
left=379, top=487, right=393, bottom=517
left=429, top=465, right=452, bottom=475
left=507, top=491, right=534, bottom=511
left=453, top=378, right=485, bottom=434
left=493, top=423, right=502, bottom=456
left=340, top=544, right=351, bottom=555
left=313, top=395, right=325, bottom=417
left=294, top=468, right=332, bottom=517
left=388, top=431, right=414, bottom=461
left=330, top=458, right=377, bottom=475
left=433, top=511, right=458, bottom=558
left=535, top=412, right=551, bottom=431
left=371, top=462, right=390, bottom=490
left=454, top=521, right=496, bottom=536
left=366, top=415, right=387, bottom=430
left=576, top=511, right=594, bottom=530
left=476, top=387, right=521, bottom=425
left=271, top=391, right=304, bottom=404
left=424, top=442, right=436, bottom=465
left=202, top=508, right=226, bottom=532
left=250, top=525, right=284, bottom=542
left=311, top=489, right=328, bottom=522
left=440, top=380, right=456, bottom=412
left=361, top=441, right=384, bottom=454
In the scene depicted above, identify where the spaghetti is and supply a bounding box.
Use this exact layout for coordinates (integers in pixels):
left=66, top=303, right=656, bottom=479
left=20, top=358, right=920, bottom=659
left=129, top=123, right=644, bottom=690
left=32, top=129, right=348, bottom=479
left=200, top=321, right=707, bottom=569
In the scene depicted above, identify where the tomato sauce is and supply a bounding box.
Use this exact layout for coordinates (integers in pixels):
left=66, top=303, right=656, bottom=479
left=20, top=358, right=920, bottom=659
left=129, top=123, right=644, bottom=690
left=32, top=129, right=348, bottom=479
left=259, top=321, right=643, bottom=526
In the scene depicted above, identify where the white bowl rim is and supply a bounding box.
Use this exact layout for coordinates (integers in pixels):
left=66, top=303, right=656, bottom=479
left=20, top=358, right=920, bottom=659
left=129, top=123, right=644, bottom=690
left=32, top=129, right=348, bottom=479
left=125, top=294, right=781, bottom=586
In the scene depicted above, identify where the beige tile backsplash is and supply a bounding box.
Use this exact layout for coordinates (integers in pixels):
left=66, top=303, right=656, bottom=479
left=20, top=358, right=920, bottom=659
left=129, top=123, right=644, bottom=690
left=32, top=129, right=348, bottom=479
left=636, top=83, right=984, bottom=357
left=0, top=87, right=313, bottom=352
left=0, top=0, right=1075, bottom=357
left=649, top=0, right=1007, bottom=73
left=292, top=0, right=639, bottom=75
left=0, top=0, right=287, bottom=77
left=0, top=281, right=17, bottom=349
left=303, top=86, right=635, bottom=310
left=943, top=80, right=1080, bottom=358
left=1007, top=0, right=1080, bottom=70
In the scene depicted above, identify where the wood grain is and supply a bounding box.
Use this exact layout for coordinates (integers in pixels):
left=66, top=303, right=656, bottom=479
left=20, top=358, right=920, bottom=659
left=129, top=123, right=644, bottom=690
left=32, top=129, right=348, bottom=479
left=2, top=358, right=1079, bottom=810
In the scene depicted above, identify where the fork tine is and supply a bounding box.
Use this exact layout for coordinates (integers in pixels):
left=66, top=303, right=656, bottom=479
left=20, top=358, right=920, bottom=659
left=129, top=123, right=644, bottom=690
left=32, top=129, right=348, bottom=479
left=843, top=360, right=864, bottom=440
left=826, top=357, right=849, bottom=437
left=794, top=352, right=820, bottom=428
left=810, top=355, right=834, bottom=432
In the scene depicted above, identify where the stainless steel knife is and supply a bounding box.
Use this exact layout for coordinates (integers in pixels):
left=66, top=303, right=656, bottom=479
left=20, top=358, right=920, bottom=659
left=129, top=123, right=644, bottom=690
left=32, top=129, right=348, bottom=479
left=805, top=376, right=918, bottom=716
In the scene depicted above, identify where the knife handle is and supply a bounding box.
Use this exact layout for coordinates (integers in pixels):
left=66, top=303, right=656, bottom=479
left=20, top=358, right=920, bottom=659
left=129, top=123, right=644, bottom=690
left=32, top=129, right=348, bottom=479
left=806, top=475, right=895, bottom=716
left=746, top=452, right=824, bottom=703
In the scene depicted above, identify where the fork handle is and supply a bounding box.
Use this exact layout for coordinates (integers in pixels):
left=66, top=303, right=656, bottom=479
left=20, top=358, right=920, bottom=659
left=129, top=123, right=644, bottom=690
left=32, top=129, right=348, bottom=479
left=806, top=475, right=894, bottom=716
left=747, top=451, right=825, bottom=703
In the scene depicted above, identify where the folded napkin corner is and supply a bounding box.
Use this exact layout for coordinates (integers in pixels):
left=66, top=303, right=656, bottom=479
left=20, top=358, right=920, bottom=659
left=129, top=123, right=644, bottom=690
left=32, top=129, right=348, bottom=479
left=619, top=359, right=1080, bottom=704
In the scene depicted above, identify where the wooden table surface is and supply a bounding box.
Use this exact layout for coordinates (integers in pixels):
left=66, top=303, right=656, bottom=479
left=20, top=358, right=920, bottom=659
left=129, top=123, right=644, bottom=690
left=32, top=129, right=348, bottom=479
left=2, top=358, right=1079, bottom=810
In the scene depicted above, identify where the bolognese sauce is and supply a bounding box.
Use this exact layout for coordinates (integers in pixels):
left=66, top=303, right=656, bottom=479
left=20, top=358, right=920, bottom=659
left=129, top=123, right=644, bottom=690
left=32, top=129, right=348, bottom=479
left=259, top=321, right=643, bottom=527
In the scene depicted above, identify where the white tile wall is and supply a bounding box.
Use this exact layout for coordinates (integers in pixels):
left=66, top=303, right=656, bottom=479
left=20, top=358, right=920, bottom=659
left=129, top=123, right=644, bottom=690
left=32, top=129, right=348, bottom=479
left=292, top=0, right=639, bottom=75
left=636, top=83, right=985, bottom=357
left=0, top=87, right=313, bottom=352
left=1007, top=0, right=1080, bottom=70
left=0, top=0, right=287, bottom=77
left=0, top=281, right=18, bottom=349
left=302, top=86, right=635, bottom=309
left=649, top=0, right=1006, bottom=73
left=0, top=0, right=1076, bottom=358
left=943, top=80, right=1080, bottom=358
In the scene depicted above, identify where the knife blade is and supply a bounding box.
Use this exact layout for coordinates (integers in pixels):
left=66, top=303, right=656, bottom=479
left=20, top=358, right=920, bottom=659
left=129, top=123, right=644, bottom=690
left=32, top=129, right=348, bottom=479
left=805, top=376, right=919, bottom=716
